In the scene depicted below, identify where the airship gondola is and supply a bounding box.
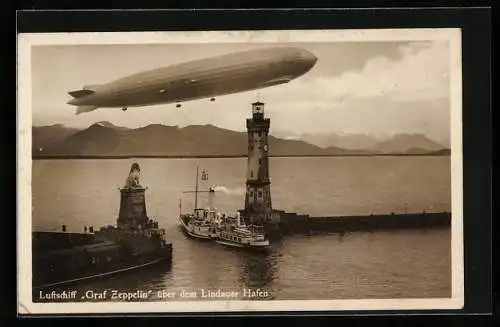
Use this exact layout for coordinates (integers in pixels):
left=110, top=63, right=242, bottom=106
left=67, top=47, right=318, bottom=115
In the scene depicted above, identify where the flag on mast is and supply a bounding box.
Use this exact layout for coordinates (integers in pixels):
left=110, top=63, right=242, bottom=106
left=201, top=169, right=208, bottom=181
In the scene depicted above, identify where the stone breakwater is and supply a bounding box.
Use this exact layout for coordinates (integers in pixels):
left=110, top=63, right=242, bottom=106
left=265, top=210, right=451, bottom=236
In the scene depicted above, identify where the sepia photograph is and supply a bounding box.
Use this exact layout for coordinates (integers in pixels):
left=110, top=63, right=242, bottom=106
left=17, top=28, right=463, bottom=314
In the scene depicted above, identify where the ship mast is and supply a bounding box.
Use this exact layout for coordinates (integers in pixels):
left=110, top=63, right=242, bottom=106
left=194, top=166, right=199, bottom=210
left=182, top=166, right=210, bottom=212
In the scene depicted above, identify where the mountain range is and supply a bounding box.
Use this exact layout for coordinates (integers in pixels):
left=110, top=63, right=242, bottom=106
left=271, top=129, right=449, bottom=151
left=32, top=122, right=450, bottom=158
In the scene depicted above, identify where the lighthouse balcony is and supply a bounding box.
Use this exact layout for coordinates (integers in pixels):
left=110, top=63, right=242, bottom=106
left=246, top=179, right=270, bottom=185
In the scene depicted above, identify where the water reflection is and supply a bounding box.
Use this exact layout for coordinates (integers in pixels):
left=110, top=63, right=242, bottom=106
left=33, top=262, right=173, bottom=302
left=239, top=252, right=276, bottom=288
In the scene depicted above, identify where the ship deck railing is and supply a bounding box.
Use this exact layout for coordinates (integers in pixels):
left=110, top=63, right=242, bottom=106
left=98, top=229, right=165, bottom=238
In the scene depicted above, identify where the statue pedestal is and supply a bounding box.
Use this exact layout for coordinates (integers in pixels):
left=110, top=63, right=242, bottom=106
left=117, top=187, right=149, bottom=230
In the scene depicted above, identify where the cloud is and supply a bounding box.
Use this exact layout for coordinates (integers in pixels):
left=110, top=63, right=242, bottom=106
left=263, top=40, right=450, bottom=105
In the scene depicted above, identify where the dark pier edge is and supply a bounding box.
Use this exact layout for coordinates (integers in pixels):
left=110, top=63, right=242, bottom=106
left=263, top=211, right=451, bottom=237
left=15, top=7, right=492, bottom=318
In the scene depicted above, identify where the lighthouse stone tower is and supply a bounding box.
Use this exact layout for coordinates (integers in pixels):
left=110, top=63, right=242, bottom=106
left=240, top=101, right=279, bottom=227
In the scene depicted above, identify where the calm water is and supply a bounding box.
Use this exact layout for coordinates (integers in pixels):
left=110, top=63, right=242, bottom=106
left=32, top=157, right=452, bottom=300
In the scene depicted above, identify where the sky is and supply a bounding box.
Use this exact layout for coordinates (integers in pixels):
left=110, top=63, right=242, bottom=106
left=31, top=40, right=451, bottom=144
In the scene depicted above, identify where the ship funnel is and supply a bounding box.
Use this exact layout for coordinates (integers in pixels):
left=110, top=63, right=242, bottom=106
left=236, top=211, right=241, bottom=227
left=208, top=187, right=215, bottom=210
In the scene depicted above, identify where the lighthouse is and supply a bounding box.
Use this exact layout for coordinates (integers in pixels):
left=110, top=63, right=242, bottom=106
left=241, top=101, right=278, bottom=226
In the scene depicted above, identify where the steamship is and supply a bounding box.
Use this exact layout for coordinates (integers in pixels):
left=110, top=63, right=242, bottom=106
left=214, top=214, right=269, bottom=249
left=178, top=167, right=270, bottom=250
left=32, top=163, right=172, bottom=291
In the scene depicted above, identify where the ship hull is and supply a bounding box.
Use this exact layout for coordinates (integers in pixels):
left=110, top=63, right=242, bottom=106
left=214, top=238, right=270, bottom=251
left=178, top=215, right=217, bottom=240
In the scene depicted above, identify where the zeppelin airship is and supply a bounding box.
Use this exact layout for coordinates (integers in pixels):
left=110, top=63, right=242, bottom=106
left=67, top=47, right=318, bottom=115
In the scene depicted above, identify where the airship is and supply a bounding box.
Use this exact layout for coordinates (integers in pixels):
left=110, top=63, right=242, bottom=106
left=67, top=46, right=318, bottom=114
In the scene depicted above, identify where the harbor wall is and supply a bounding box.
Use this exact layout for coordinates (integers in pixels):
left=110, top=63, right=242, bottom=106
left=96, top=230, right=160, bottom=256
left=273, top=210, right=451, bottom=235
left=32, top=231, right=98, bottom=252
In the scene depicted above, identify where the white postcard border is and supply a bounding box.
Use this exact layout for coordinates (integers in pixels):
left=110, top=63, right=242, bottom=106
left=17, top=28, right=464, bottom=314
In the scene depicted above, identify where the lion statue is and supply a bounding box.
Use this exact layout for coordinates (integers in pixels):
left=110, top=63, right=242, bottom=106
left=124, top=162, right=142, bottom=188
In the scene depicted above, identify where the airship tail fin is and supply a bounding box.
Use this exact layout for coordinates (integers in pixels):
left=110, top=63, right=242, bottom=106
left=68, top=89, right=95, bottom=98
left=75, top=105, right=99, bottom=115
